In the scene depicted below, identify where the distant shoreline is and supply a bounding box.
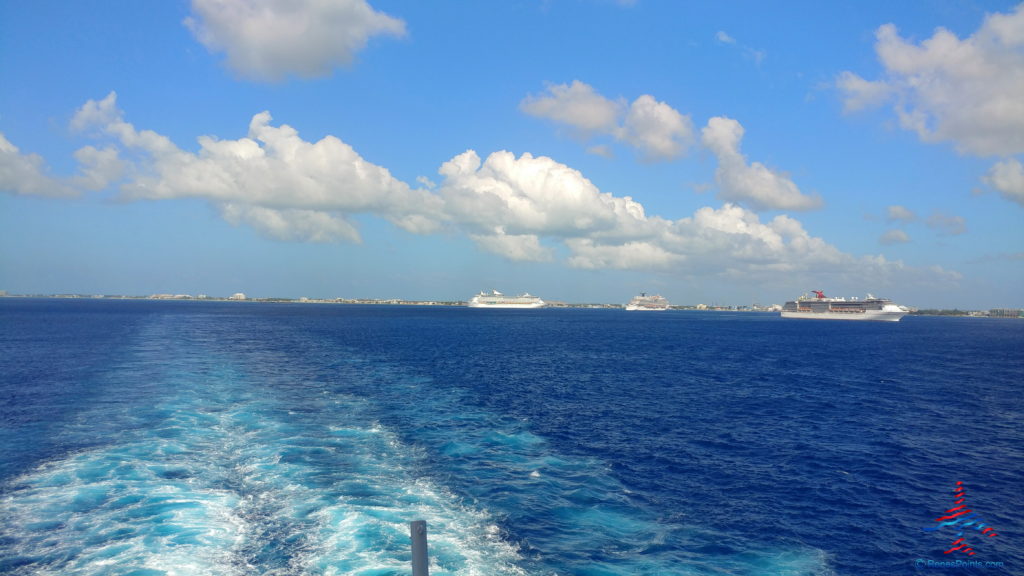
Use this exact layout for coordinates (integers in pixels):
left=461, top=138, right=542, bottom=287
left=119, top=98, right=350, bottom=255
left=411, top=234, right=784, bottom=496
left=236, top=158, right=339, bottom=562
left=1, top=293, right=1020, bottom=317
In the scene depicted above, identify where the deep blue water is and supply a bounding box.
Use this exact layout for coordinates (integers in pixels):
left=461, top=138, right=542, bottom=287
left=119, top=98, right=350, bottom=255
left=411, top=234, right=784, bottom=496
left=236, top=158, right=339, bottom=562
left=1, top=299, right=1021, bottom=575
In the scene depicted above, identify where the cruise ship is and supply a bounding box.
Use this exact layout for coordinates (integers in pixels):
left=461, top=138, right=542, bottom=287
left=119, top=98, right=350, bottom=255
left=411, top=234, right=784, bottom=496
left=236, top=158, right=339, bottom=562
left=625, top=293, right=670, bottom=311
left=781, top=291, right=908, bottom=321
left=467, top=290, right=545, bottom=309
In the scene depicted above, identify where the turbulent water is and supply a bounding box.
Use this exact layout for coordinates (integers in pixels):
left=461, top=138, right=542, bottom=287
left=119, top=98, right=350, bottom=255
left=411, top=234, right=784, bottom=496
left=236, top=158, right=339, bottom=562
left=1, top=299, right=1021, bottom=575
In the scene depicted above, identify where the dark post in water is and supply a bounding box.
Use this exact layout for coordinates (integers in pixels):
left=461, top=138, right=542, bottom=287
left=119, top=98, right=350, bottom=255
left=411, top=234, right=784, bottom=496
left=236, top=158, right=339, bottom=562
left=410, top=520, right=429, bottom=576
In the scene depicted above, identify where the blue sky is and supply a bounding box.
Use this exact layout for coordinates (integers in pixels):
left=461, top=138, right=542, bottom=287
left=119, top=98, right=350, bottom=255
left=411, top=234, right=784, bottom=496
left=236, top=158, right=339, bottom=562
left=1, top=0, right=1022, bottom=308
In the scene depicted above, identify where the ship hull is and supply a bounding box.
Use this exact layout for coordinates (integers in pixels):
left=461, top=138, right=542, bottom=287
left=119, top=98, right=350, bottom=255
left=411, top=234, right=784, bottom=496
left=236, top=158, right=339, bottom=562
left=468, top=291, right=545, bottom=308
left=780, top=310, right=906, bottom=322
left=468, top=301, right=545, bottom=309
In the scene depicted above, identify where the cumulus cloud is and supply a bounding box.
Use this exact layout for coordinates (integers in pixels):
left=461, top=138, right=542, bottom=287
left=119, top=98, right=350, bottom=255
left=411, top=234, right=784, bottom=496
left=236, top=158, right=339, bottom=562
left=520, top=81, right=694, bottom=160
left=435, top=150, right=649, bottom=242
left=701, top=117, right=823, bottom=212
left=519, top=80, right=623, bottom=135
left=72, top=146, right=125, bottom=191
left=434, top=148, right=679, bottom=264
left=880, top=229, right=910, bottom=245
left=837, top=4, right=1024, bottom=156
left=69, top=91, right=443, bottom=242
left=422, top=148, right=862, bottom=277
left=984, top=158, right=1024, bottom=206
left=185, top=0, right=406, bottom=81
left=0, top=133, right=76, bottom=197
left=71, top=92, right=124, bottom=133
left=835, top=71, right=892, bottom=113
left=679, top=207, right=842, bottom=270
left=561, top=203, right=843, bottom=272
left=886, top=204, right=916, bottom=223
left=621, top=95, right=694, bottom=160
left=432, top=170, right=858, bottom=277
left=36, top=93, right=959, bottom=290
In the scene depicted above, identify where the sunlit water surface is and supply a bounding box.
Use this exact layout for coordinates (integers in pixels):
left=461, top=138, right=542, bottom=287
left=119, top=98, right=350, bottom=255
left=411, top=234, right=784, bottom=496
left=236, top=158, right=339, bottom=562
left=2, top=300, right=1021, bottom=575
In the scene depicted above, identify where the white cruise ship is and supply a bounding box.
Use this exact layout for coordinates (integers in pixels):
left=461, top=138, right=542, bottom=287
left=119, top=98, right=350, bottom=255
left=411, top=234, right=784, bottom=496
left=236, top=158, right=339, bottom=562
left=625, top=293, right=670, bottom=311
left=467, top=290, right=545, bottom=309
left=781, top=291, right=908, bottom=321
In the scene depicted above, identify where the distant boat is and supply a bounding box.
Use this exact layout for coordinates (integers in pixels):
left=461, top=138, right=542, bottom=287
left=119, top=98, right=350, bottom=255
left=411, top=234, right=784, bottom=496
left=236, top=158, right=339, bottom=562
left=625, top=293, right=670, bottom=311
left=781, top=291, right=908, bottom=321
left=468, top=290, right=545, bottom=309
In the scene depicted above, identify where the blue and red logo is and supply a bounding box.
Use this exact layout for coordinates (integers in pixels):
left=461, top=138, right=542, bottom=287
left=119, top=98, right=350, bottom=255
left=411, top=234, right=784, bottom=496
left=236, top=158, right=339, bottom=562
left=923, top=481, right=998, bottom=556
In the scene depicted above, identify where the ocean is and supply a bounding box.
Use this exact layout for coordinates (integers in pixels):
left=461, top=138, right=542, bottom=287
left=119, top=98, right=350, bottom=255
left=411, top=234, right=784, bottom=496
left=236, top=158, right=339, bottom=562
left=1, top=299, right=1021, bottom=575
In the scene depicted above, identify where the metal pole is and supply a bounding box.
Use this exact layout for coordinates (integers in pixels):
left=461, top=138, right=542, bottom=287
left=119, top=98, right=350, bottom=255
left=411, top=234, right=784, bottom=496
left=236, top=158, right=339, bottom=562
left=410, top=520, right=429, bottom=576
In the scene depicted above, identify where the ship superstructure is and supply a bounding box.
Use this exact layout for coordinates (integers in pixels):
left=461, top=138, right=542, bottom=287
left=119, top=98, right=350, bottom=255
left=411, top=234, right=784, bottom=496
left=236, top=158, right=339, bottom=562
left=625, top=293, right=670, bottom=311
left=467, top=290, right=546, bottom=309
left=781, top=291, right=908, bottom=321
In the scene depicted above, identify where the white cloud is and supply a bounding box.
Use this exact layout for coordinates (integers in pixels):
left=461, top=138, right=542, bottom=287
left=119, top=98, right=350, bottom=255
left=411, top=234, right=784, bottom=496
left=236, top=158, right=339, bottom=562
left=880, top=229, right=910, bottom=245
left=837, top=4, right=1024, bottom=156
left=563, top=203, right=841, bottom=272
left=46, top=94, right=959, bottom=290
left=984, top=158, right=1024, bottom=206
left=701, top=117, right=823, bottom=212
left=436, top=149, right=645, bottom=239
left=835, top=71, right=892, bottom=113
left=72, top=146, right=124, bottom=191
left=678, top=205, right=841, bottom=269
left=620, top=95, right=695, bottom=161
left=519, top=80, right=623, bottom=135
left=0, top=132, right=76, bottom=197
left=185, top=0, right=406, bottom=81
left=886, top=204, right=916, bottom=222
left=520, top=81, right=693, bottom=160
left=70, top=92, right=123, bottom=133
left=69, top=92, right=443, bottom=242
left=436, top=148, right=763, bottom=267
left=431, top=150, right=847, bottom=275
